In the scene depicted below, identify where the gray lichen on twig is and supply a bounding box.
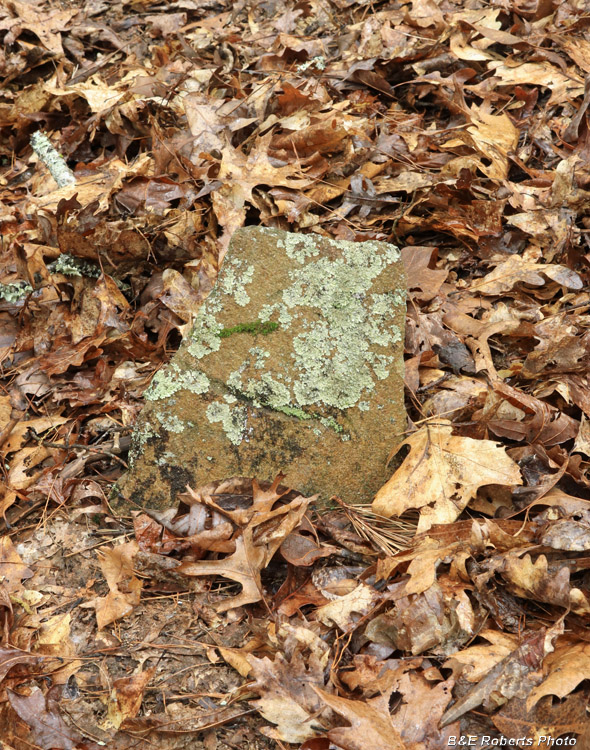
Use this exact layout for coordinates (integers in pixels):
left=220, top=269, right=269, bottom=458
left=30, top=131, right=76, bottom=188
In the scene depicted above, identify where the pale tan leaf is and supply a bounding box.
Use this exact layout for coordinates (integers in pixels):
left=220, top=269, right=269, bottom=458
left=527, top=641, right=590, bottom=710
left=315, top=583, right=381, bottom=631
left=373, top=420, right=522, bottom=532
left=95, top=542, right=141, bottom=629
left=314, top=687, right=405, bottom=750
left=475, top=255, right=583, bottom=295
left=248, top=635, right=331, bottom=743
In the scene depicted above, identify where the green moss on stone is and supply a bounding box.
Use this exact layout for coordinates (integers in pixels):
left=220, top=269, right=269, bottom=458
left=274, top=405, right=312, bottom=420
left=320, top=416, right=344, bottom=433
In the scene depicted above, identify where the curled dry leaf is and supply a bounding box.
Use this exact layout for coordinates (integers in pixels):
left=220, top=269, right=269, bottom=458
left=474, top=255, right=583, bottom=296
left=178, top=476, right=314, bottom=611
left=464, top=106, right=519, bottom=180
left=440, top=626, right=560, bottom=727
left=526, top=640, right=590, bottom=710
left=247, top=624, right=332, bottom=743
left=373, top=420, right=522, bottom=532
left=104, top=667, right=156, bottom=730
left=313, top=687, right=405, bottom=750
left=280, top=515, right=339, bottom=566
left=494, top=694, right=590, bottom=746
left=7, top=687, right=84, bottom=750
left=541, top=518, right=590, bottom=552
left=365, top=578, right=474, bottom=657
left=0, top=646, right=41, bottom=684
left=94, top=542, right=141, bottom=629
left=480, top=381, right=578, bottom=447
left=401, top=245, right=448, bottom=301
left=444, top=630, right=520, bottom=683
left=500, top=553, right=590, bottom=615
left=390, top=670, right=458, bottom=748
left=315, top=582, right=381, bottom=632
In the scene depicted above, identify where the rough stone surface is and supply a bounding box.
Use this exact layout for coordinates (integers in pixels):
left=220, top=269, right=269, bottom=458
left=116, top=227, right=406, bottom=510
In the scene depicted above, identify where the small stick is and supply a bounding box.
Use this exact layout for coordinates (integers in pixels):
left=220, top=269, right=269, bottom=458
left=30, top=131, right=76, bottom=187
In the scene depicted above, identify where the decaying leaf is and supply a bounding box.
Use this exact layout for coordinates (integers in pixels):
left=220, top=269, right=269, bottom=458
left=248, top=624, right=331, bottom=743
left=373, top=420, right=522, bottom=531
left=440, top=624, right=562, bottom=727
left=94, top=542, right=142, bottom=629
left=526, top=640, right=590, bottom=710
left=103, top=668, right=156, bottom=730
left=178, top=476, right=314, bottom=611
left=7, top=687, right=84, bottom=750
left=314, top=687, right=405, bottom=750
left=475, top=255, right=583, bottom=296
left=493, top=694, right=590, bottom=746
left=365, top=577, right=474, bottom=656
left=500, top=553, right=590, bottom=615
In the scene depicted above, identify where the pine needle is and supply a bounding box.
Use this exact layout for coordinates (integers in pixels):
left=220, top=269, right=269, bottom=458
left=333, top=497, right=418, bottom=555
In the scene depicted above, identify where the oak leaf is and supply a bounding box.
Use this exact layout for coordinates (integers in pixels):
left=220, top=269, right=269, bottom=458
left=248, top=624, right=331, bottom=743
left=526, top=640, right=590, bottom=710
left=373, top=420, right=522, bottom=532
left=94, top=542, right=141, bottom=629
left=178, top=477, right=313, bottom=611
left=314, top=688, right=405, bottom=750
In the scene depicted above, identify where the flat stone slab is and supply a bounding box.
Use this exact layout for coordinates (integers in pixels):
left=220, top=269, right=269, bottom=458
left=116, top=227, right=405, bottom=511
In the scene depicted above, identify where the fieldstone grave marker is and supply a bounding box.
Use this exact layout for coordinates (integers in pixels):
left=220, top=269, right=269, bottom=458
left=116, top=227, right=406, bottom=510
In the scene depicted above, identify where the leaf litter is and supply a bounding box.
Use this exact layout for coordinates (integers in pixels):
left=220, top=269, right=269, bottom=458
left=1, top=0, right=590, bottom=747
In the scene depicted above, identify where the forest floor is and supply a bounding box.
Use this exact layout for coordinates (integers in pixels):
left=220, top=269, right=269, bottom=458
left=1, top=0, right=590, bottom=747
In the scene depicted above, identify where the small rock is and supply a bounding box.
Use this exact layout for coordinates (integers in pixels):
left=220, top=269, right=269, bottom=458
left=116, top=227, right=406, bottom=510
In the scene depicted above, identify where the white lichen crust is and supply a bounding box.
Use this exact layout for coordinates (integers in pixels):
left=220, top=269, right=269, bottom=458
left=205, top=401, right=248, bottom=445
left=30, top=131, right=76, bottom=187
left=148, top=229, right=403, bottom=448
left=145, top=363, right=210, bottom=401
left=218, top=257, right=254, bottom=307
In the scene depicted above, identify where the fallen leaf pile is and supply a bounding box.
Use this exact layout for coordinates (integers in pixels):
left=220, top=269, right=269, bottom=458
left=2, top=0, right=590, bottom=746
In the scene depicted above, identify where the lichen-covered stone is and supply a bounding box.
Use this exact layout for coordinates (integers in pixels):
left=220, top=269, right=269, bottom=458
left=116, top=227, right=406, bottom=510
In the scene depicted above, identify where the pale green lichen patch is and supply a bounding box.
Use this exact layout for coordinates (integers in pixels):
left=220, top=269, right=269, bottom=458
left=228, top=369, right=292, bottom=410
left=128, top=422, right=159, bottom=468
left=205, top=401, right=248, bottom=445
left=159, top=413, right=186, bottom=433
left=145, top=363, right=210, bottom=401
left=0, top=281, right=33, bottom=303
left=218, top=257, right=254, bottom=306
left=277, top=233, right=322, bottom=263
left=261, top=241, right=402, bottom=410
left=156, top=450, right=179, bottom=466
left=188, top=233, right=403, bottom=444
left=187, top=307, right=223, bottom=359
left=249, top=346, right=270, bottom=369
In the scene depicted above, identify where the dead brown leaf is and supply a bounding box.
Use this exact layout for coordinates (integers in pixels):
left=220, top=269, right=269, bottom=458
left=314, top=687, right=405, bottom=750
left=94, top=541, right=142, bottom=629
left=373, top=420, right=522, bottom=531
left=178, top=477, right=313, bottom=611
